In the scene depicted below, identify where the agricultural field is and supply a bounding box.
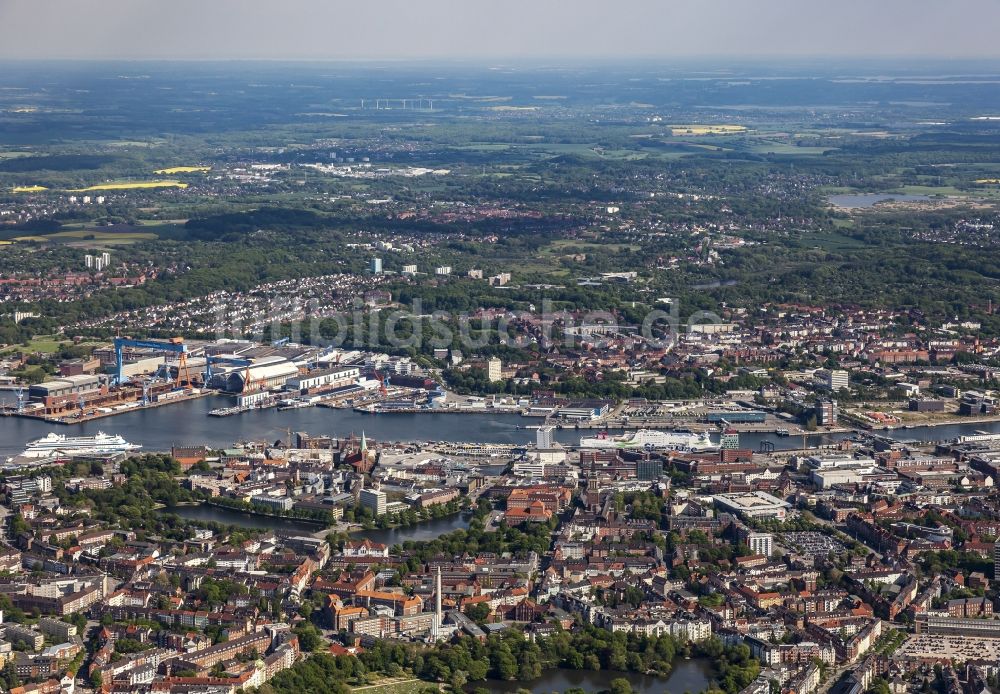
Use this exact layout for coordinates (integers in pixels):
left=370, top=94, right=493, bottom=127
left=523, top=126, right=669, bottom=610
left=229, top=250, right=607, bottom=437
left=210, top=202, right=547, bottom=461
left=894, top=184, right=968, bottom=196
left=2, top=60, right=1000, bottom=348
left=670, top=124, right=747, bottom=136
left=69, top=180, right=188, bottom=192
left=543, top=239, right=642, bottom=255
left=153, top=166, right=211, bottom=174
left=744, top=140, right=836, bottom=155
left=11, top=229, right=158, bottom=246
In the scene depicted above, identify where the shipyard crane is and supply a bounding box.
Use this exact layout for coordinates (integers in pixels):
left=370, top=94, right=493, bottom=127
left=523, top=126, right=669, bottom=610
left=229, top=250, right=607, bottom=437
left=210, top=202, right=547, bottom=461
left=112, top=336, right=187, bottom=386
left=373, top=371, right=390, bottom=396
left=175, top=352, right=194, bottom=387
left=242, top=364, right=256, bottom=394
left=307, top=348, right=340, bottom=370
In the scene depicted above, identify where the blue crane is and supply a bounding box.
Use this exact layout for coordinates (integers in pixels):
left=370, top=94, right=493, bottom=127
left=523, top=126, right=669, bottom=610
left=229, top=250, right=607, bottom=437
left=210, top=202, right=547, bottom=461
left=113, top=337, right=187, bottom=385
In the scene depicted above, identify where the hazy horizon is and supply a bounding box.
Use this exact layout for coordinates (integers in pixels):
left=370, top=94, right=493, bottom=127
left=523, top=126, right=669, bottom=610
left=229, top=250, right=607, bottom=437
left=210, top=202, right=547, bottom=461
left=2, top=0, right=999, bottom=61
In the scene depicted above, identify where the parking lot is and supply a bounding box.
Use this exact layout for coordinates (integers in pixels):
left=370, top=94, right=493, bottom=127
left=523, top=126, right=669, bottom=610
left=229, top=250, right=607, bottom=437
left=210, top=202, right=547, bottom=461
left=896, top=634, right=1000, bottom=663
left=778, top=531, right=847, bottom=555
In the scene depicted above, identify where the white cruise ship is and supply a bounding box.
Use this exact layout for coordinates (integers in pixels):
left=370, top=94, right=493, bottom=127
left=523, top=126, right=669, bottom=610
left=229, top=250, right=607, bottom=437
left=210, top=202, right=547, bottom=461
left=20, top=432, right=141, bottom=459
left=579, top=429, right=716, bottom=452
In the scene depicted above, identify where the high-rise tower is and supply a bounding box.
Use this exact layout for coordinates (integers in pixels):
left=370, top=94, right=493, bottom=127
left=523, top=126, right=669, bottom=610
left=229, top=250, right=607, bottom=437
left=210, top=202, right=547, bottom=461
left=433, top=566, right=443, bottom=640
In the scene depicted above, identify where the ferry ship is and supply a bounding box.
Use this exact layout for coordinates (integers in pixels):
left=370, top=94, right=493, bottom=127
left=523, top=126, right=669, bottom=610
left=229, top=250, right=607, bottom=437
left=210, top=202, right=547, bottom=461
left=21, top=432, right=141, bottom=458
left=579, top=429, right=717, bottom=452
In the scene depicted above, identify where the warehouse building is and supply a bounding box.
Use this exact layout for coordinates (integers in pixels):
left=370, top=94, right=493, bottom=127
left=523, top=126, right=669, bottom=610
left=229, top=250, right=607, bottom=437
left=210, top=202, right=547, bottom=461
left=706, top=411, right=767, bottom=424
left=811, top=464, right=896, bottom=490
left=909, top=399, right=945, bottom=412
left=222, top=358, right=298, bottom=393
left=713, top=491, right=791, bottom=520
left=28, top=375, right=106, bottom=408
left=286, top=366, right=360, bottom=393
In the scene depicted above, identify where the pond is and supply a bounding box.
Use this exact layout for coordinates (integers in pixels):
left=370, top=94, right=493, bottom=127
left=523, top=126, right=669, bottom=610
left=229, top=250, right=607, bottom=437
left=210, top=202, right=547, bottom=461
left=169, top=503, right=473, bottom=543
left=170, top=503, right=325, bottom=535
left=472, top=658, right=713, bottom=694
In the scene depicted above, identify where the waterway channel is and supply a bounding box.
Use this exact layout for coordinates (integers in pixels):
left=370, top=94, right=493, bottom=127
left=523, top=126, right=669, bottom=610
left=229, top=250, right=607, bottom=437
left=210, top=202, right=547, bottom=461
left=1, top=392, right=996, bottom=457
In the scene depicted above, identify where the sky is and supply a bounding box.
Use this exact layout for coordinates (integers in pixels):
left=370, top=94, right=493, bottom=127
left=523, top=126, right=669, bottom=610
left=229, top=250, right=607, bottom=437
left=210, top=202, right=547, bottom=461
left=1, top=0, right=997, bottom=61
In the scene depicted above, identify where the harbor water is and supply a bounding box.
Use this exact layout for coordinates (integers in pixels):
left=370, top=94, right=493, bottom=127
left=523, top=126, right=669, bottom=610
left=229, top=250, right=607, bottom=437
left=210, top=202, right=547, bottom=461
left=1, top=392, right=997, bottom=457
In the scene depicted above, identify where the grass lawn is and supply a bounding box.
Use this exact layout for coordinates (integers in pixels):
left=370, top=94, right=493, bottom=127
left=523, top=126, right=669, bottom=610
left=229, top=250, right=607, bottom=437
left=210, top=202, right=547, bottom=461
left=450, top=141, right=656, bottom=161
left=351, top=677, right=438, bottom=693
left=449, top=143, right=513, bottom=152
left=69, top=180, right=188, bottom=192
left=1, top=336, right=65, bottom=355
left=892, top=185, right=966, bottom=196
left=745, top=141, right=836, bottom=155
left=105, top=139, right=166, bottom=147
left=529, top=143, right=646, bottom=159
left=544, top=239, right=641, bottom=254
left=802, top=231, right=869, bottom=252
left=12, top=230, right=158, bottom=246
left=517, top=262, right=573, bottom=277
left=136, top=219, right=189, bottom=226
